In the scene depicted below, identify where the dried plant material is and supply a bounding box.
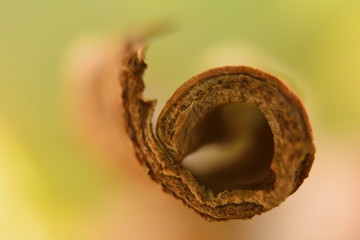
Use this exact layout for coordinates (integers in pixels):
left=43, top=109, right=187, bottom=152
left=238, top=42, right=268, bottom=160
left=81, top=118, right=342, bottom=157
left=120, top=35, right=315, bottom=220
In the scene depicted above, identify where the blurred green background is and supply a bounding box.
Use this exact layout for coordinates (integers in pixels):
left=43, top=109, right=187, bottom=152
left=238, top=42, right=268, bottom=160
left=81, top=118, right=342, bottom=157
left=1, top=0, right=360, bottom=239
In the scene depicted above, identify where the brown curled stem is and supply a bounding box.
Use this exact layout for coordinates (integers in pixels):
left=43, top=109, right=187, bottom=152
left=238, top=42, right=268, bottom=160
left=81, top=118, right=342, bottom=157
left=119, top=35, right=315, bottom=220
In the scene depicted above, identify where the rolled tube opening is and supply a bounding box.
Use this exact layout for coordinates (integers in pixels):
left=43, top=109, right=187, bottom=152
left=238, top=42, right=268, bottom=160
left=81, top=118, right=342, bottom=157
left=182, top=103, right=275, bottom=194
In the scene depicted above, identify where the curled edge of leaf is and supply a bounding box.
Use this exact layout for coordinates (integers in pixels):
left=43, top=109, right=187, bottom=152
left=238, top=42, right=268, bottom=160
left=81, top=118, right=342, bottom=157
left=119, top=36, right=315, bottom=221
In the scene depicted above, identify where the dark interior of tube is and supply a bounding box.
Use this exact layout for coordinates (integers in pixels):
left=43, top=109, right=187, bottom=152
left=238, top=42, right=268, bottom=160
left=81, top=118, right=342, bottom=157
left=181, top=103, right=275, bottom=194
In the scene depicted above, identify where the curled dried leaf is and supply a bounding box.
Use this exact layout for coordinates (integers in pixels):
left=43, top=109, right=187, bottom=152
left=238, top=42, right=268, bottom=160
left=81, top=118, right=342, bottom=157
left=119, top=36, right=315, bottom=220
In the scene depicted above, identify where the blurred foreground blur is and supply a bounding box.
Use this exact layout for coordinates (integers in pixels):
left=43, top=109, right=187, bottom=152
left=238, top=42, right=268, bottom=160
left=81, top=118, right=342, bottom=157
left=1, top=0, right=360, bottom=239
